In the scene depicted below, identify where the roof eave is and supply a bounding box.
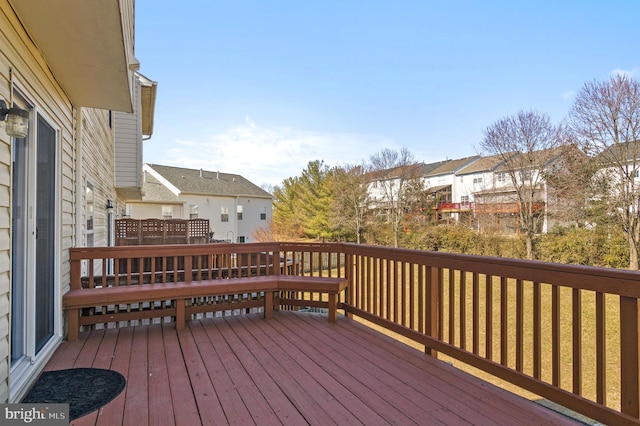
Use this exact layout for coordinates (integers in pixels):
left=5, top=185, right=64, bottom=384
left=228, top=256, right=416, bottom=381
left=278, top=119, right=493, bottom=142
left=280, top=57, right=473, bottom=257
left=10, top=0, right=135, bottom=112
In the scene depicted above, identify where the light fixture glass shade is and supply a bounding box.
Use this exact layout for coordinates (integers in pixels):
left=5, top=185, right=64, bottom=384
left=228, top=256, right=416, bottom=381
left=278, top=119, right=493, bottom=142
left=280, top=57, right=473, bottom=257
left=5, top=108, right=29, bottom=138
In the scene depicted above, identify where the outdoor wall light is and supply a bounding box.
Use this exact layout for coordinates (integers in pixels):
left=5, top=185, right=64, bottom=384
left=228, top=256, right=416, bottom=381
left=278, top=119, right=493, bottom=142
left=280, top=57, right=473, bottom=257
left=0, top=100, right=29, bottom=138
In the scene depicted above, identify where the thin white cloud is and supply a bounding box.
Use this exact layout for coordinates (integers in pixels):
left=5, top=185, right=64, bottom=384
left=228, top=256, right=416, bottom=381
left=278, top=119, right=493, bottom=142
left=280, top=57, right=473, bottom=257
left=610, top=67, right=639, bottom=78
left=562, top=90, right=575, bottom=101
left=156, top=119, right=397, bottom=187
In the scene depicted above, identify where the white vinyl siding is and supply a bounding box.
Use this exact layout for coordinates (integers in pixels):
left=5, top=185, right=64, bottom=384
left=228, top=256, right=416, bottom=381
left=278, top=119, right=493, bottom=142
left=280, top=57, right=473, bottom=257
left=114, top=77, right=142, bottom=189
left=0, top=1, right=134, bottom=403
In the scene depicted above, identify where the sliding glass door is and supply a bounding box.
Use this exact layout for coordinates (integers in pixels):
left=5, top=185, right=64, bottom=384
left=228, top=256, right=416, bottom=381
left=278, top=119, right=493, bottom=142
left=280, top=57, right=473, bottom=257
left=11, top=107, right=57, bottom=371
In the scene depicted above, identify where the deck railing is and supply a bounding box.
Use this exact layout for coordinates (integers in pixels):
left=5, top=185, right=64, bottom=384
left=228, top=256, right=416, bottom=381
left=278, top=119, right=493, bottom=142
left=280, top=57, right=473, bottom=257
left=69, top=242, right=640, bottom=425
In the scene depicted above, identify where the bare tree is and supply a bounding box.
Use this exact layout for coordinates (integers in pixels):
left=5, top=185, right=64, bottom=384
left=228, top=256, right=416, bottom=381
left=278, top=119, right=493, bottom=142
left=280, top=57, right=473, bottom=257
left=480, top=110, right=565, bottom=260
left=329, top=163, right=370, bottom=243
left=568, top=75, right=640, bottom=269
left=368, top=147, right=419, bottom=248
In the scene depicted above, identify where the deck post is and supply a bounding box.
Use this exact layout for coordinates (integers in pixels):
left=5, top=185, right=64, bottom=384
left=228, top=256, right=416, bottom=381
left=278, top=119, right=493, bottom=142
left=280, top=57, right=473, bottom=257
left=620, top=295, right=640, bottom=418
left=70, top=255, right=81, bottom=290
left=67, top=309, right=79, bottom=341
left=264, top=291, right=273, bottom=319
left=328, top=293, right=337, bottom=323
left=176, top=299, right=186, bottom=330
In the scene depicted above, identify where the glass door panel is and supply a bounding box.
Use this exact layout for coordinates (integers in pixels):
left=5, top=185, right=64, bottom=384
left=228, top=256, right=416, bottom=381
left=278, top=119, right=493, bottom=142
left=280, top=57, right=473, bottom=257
left=34, top=116, right=55, bottom=353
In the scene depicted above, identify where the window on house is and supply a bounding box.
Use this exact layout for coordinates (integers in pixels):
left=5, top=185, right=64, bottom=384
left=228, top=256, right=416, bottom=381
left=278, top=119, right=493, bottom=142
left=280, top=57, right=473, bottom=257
left=496, top=172, right=506, bottom=182
left=634, top=169, right=639, bottom=178
left=86, top=182, right=94, bottom=247
left=260, top=206, right=267, bottom=220
left=237, top=205, right=243, bottom=220
left=237, top=236, right=246, bottom=243
left=461, top=195, right=470, bottom=203
left=189, top=204, right=198, bottom=219
left=162, top=205, right=173, bottom=219
left=473, top=177, right=483, bottom=184
left=221, top=207, right=229, bottom=222
left=520, top=169, right=532, bottom=181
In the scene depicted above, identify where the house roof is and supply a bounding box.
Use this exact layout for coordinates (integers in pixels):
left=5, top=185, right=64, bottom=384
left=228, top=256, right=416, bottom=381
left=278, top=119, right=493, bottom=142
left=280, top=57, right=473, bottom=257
left=365, top=162, right=425, bottom=181
left=493, top=146, right=568, bottom=173
left=141, top=173, right=182, bottom=203
left=457, top=154, right=508, bottom=175
left=426, top=184, right=451, bottom=193
left=596, top=140, right=640, bottom=165
left=144, top=164, right=272, bottom=200
left=424, top=156, right=480, bottom=177
left=416, top=160, right=451, bottom=176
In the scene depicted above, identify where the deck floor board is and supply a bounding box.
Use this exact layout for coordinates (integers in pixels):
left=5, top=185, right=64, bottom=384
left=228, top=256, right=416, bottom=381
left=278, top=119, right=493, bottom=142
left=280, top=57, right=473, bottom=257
left=39, top=312, right=578, bottom=425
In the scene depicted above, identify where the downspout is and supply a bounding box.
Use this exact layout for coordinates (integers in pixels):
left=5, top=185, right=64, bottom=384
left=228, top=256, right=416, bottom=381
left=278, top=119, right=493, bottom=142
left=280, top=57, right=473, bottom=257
left=234, top=196, right=239, bottom=243
left=74, top=107, right=83, bottom=248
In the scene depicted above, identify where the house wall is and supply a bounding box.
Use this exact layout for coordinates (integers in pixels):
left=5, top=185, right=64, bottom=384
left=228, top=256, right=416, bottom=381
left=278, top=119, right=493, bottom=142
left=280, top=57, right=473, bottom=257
left=114, top=77, right=142, bottom=189
left=127, top=202, right=183, bottom=220
left=457, top=170, right=505, bottom=202
left=128, top=194, right=273, bottom=243
left=235, top=196, right=272, bottom=243
left=0, top=3, right=72, bottom=401
left=80, top=109, right=117, bottom=249
left=177, top=194, right=272, bottom=243
left=0, top=2, right=128, bottom=402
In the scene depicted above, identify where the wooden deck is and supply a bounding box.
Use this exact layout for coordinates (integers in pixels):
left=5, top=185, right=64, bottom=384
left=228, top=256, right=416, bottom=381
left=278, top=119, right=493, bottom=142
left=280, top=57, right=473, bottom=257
left=44, top=312, right=578, bottom=425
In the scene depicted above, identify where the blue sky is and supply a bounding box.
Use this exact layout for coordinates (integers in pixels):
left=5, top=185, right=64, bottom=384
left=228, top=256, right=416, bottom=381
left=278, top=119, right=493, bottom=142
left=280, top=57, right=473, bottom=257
left=136, top=1, right=640, bottom=187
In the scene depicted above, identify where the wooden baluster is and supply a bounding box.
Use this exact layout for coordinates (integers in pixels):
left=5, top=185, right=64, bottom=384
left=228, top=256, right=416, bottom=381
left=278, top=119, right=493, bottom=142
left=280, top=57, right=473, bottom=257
left=596, top=292, right=607, bottom=405
left=620, top=295, right=639, bottom=418
left=572, top=288, right=582, bottom=396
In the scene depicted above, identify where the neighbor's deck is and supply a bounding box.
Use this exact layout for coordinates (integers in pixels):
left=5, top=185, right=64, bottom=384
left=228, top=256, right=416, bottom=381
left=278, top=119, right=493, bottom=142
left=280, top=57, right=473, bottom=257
left=45, top=312, right=576, bottom=426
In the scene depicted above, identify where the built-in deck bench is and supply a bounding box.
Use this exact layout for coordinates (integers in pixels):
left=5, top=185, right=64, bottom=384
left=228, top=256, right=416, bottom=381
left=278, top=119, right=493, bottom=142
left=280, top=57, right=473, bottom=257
left=63, top=275, right=348, bottom=341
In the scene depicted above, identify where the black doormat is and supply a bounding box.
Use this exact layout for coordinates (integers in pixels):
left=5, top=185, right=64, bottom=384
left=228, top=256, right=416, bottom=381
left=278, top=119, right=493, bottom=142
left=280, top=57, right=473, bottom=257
left=22, top=368, right=126, bottom=420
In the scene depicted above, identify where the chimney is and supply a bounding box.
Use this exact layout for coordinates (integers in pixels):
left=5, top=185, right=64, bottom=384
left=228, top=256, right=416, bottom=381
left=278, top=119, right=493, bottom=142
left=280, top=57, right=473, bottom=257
left=216, top=171, right=219, bottom=179
left=199, top=168, right=203, bottom=178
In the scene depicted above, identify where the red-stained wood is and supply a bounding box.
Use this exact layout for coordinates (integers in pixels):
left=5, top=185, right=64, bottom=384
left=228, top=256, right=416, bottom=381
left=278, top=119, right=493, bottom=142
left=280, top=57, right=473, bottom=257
left=552, top=284, right=561, bottom=387
left=94, top=327, right=134, bottom=426
left=146, top=325, right=175, bottom=426
left=65, top=241, right=640, bottom=425
left=186, top=321, right=252, bottom=425
left=47, top=312, right=578, bottom=425
left=122, top=326, right=149, bottom=425
left=161, top=325, right=201, bottom=426
left=596, top=292, right=607, bottom=406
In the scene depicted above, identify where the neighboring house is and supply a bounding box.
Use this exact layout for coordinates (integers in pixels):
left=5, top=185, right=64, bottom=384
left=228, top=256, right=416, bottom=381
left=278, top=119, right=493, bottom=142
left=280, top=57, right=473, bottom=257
left=424, top=156, right=479, bottom=222
left=455, top=154, right=511, bottom=230
left=367, top=163, right=426, bottom=211
left=0, top=0, right=155, bottom=402
left=469, top=147, right=573, bottom=235
left=127, top=164, right=273, bottom=243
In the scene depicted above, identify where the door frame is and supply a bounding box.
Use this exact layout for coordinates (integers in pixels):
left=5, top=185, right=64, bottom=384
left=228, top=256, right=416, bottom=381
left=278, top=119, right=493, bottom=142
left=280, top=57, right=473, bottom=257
left=9, top=88, right=63, bottom=402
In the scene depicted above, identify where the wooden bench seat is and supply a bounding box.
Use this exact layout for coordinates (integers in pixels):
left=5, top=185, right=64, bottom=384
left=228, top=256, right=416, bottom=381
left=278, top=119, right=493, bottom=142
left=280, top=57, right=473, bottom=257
left=63, top=275, right=348, bottom=341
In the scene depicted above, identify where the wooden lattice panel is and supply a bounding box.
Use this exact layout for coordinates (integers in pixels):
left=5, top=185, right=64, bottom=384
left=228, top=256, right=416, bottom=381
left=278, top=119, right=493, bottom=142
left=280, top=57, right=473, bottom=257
left=115, top=219, right=141, bottom=245
left=164, top=219, right=189, bottom=244
left=140, top=218, right=164, bottom=245
left=188, top=218, right=210, bottom=244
